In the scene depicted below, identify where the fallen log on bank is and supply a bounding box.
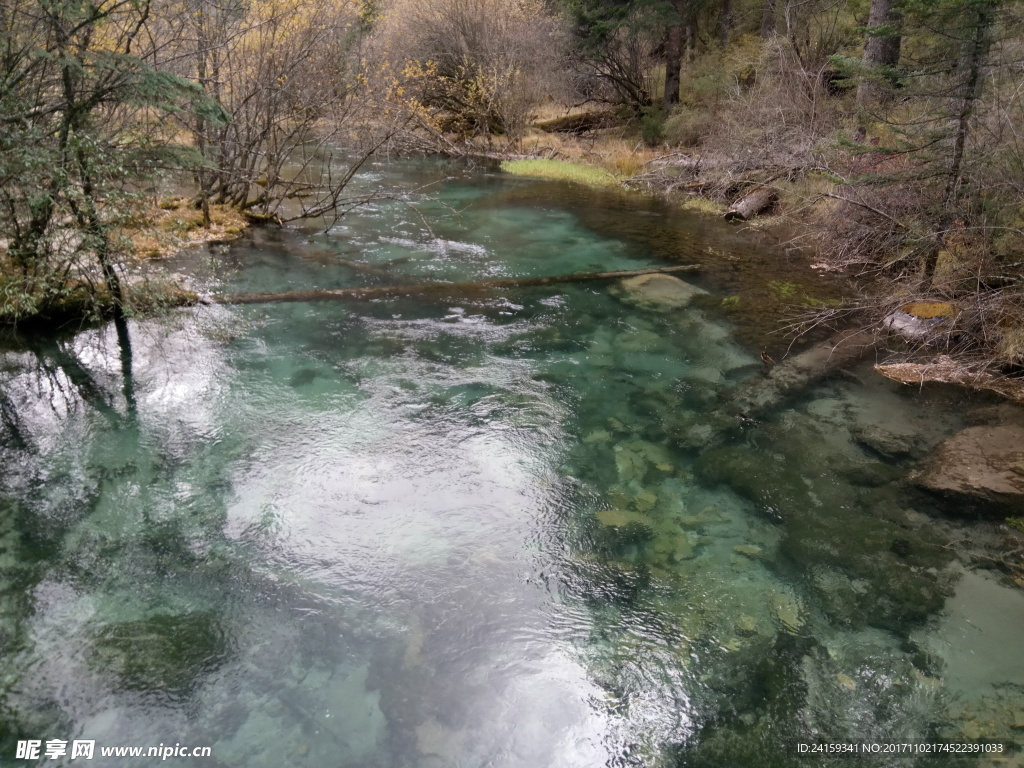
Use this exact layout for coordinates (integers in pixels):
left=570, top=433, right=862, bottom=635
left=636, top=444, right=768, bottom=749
left=724, top=186, right=778, bottom=222
left=211, top=264, right=702, bottom=305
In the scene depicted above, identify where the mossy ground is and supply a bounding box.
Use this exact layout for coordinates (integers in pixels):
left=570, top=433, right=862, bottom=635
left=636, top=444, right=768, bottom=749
left=127, top=197, right=248, bottom=258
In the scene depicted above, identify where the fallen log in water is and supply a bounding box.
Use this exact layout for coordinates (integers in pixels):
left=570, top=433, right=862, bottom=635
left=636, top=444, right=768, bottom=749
left=730, top=330, right=876, bottom=415
left=210, top=264, right=702, bottom=305
left=724, top=186, right=778, bottom=222
left=679, top=330, right=877, bottom=448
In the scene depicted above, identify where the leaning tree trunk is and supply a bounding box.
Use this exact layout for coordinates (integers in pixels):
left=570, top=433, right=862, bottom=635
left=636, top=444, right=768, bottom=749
left=856, top=0, right=903, bottom=105
left=944, top=0, right=994, bottom=208
left=724, top=187, right=777, bottom=221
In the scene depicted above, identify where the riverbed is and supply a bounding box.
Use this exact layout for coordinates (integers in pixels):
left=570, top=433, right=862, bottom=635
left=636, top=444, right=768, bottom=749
left=0, top=157, right=1022, bottom=767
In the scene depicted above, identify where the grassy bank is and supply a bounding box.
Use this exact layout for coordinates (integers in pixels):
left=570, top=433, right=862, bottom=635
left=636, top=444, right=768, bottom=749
left=499, top=158, right=619, bottom=187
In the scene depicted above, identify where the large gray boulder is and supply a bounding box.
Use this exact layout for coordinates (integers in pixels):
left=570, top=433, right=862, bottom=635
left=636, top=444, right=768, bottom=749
left=910, top=426, right=1024, bottom=512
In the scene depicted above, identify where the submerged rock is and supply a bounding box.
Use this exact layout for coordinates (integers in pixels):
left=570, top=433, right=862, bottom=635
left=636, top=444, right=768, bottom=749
left=652, top=532, right=696, bottom=563
left=633, top=490, right=658, bottom=512
left=614, top=445, right=648, bottom=483
left=771, top=594, right=804, bottom=634
left=696, top=443, right=955, bottom=633
left=735, top=615, right=759, bottom=637
left=853, top=424, right=915, bottom=460
left=90, top=612, right=229, bottom=696
left=596, top=508, right=655, bottom=529
left=695, top=446, right=813, bottom=521
left=842, top=461, right=904, bottom=488
left=733, top=544, right=763, bottom=559
left=963, top=403, right=1024, bottom=427
left=835, top=673, right=857, bottom=691
left=910, top=425, right=1024, bottom=512
left=583, top=429, right=612, bottom=444
left=612, top=274, right=706, bottom=312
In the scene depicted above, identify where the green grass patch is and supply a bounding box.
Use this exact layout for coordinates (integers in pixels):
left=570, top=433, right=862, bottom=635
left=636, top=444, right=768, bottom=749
left=500, top=159, right=619, bottom=187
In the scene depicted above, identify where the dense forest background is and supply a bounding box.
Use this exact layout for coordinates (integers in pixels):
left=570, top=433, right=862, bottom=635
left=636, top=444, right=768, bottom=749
left=2, top=0, right=1023, bottom=376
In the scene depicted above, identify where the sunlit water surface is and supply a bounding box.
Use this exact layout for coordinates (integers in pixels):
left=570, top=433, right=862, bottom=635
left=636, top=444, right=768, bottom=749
left=1, top=158, right=1023, bottom=768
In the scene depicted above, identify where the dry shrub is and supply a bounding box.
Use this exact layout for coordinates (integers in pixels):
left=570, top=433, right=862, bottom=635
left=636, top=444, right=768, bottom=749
left=713, top=37, right=845, bottom=173
left=774, top=171, right=836, bottom=212
left=663, top=106, right=715, bottom=147
left=634, top=37, right=849, bottom=201
left=680, top=35, right=763, bottom=110
left=813, top=182, right=932, bottom=272
left=373, top=0, right=568, bottom=141
left=566, top=4, right=662, bottom=113
left=150, top=0, right=369, bottom=213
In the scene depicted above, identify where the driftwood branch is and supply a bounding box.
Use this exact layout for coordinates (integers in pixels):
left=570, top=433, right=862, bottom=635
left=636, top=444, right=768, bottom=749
left=211, top=264, right=702, bottom=305
left=875, top=356, right=1024, bottom=404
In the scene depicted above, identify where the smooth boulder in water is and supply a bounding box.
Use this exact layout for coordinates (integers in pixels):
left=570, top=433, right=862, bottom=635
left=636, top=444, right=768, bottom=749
left=612, top=274, right=706, bottom=311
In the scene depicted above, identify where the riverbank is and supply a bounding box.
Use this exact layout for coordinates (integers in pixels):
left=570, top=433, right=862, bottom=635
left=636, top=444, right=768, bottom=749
left=481, top=110, right=1024, bottom=406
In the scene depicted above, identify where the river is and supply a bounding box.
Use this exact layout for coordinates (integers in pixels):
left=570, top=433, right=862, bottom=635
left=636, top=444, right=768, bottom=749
left=0, top=157, right=1022, bottom=767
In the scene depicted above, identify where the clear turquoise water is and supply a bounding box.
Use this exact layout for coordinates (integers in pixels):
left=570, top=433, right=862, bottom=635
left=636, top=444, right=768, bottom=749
left=1, top=158, right=1022, bottom=767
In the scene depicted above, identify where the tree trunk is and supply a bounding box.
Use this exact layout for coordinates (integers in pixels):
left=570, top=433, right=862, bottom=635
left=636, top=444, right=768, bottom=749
left=760, top=0, right=776, bottom=38
left=195, top=3, right=212, bottom=228
left=724, top=187, right=777, bottom=221
left=924, top=0, right=994, bottom=285
left=718, top=0, right=732, bottom=48
left=212, top=264, right=702, bottom=305
left=944, top=1, right=994, bottom=207
left=856, top=0, right=902, bottom=105
left=664, top=23, right=683, bottom=106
